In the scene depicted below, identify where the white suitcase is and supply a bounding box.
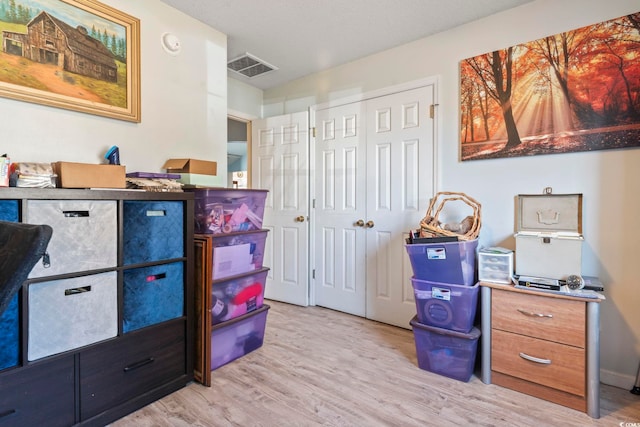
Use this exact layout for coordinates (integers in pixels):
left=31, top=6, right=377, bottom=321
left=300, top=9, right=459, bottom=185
left=514, top=190, right=583, bottom=281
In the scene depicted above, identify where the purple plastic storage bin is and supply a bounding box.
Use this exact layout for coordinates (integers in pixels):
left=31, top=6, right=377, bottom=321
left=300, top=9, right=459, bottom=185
left=410, top=316, right=480, bottom=382
left=405, top=238, right=478, bottom=285
left=211, top=268, right=269, bottom=325
left=411, top=278, right=479, bottom=333
left=210, top=229, right=269, bottom=280
left=191, top=188, right=268, bottom=234
left=211, top=304, right=269, bottom=370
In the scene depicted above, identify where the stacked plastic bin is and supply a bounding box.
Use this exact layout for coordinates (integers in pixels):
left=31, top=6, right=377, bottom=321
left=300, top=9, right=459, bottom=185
left=405, top=238, right=481, bottom=382
left=191, top=188, right=270, bottom=371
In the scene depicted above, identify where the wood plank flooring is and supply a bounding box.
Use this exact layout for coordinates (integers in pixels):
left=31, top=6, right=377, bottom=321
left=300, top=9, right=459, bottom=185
left=111, top=300, right=640, bottom=427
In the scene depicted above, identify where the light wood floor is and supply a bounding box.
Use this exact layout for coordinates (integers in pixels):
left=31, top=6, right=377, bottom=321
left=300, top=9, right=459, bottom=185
left=112, top=300, right=640, bottom=427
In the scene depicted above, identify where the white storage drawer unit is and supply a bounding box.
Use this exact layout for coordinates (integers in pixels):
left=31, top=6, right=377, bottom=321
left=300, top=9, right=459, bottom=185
left=25, top=200, right=117, bottom=278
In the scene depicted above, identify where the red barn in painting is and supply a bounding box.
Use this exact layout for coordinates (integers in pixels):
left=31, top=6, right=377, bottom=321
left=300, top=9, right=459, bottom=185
left=2, top=11, right=117, bottom=83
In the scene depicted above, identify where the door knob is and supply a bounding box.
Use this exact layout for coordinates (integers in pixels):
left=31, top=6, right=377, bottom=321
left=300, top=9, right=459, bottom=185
left=355, top=219, right=365, bottom=227
left=366, top=220, right=375, bottom=228
left=295, top=215, right=305, bottom=222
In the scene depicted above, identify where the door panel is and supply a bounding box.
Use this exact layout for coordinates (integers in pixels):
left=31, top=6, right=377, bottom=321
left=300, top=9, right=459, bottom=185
left=365, top=85, right=435, bottom=328
left=314, top=102, right=367, bottom=316
left=252, top=112, right=309, bottom=306
left=314, top=84, right=435, bottom=327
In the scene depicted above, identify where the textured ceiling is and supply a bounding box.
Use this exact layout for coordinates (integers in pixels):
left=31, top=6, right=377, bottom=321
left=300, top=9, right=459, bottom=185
left=159, top=0, right=534, bottom=90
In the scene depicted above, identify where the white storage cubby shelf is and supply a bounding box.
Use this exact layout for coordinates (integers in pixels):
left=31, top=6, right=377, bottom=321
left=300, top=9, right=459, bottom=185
left=0, top=188, right=194, bottom=427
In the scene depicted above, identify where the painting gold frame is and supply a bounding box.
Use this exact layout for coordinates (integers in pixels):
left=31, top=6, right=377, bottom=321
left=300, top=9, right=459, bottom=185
left=0, top=0, right=140, bottom=122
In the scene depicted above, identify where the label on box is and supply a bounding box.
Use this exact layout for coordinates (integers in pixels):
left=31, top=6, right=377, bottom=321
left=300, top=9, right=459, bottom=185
left=431, top=287, right=451, bottom=301
left=426, top=247, right=446, bottom=260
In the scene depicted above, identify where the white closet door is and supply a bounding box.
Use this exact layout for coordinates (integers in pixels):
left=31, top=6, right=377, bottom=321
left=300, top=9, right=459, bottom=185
left=313, top=102, right=367, bottom=316
left=365, top=85, right=435, bottom=328
left=313, top=83, right=436, bottom=327
left=252, top=111, right=310, bottom=306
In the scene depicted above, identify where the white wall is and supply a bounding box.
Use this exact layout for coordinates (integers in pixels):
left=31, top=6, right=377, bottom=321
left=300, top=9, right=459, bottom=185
left=1, top=0, right=228, bottom=184
left=228, top=77, right=263, bottom=120
left=263, top=0, right=640, bottom=388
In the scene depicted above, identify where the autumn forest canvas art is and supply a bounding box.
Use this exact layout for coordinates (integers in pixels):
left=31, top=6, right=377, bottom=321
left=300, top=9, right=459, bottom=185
left=460, top=12, right=640, bottom=161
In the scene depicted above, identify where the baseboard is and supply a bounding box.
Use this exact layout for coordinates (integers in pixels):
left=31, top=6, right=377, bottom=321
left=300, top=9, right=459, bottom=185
left=601, top=368, right=636, bottom=390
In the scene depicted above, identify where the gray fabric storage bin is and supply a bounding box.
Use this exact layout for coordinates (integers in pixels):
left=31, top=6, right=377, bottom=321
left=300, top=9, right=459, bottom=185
left=25, top=200, right=117, bottom=278
left=28, top=271, right=117, bottom=361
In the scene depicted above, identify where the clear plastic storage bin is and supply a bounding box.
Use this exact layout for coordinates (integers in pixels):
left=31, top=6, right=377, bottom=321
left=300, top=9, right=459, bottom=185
left=410, top=316, right=480, bottom=382
left=191, top=188, right=268, bottom=234
left=411, top=278, right=479, bottom=333
left=405, top=239, right=478, bottom=285
left=210, top=304, right=269, bottom=370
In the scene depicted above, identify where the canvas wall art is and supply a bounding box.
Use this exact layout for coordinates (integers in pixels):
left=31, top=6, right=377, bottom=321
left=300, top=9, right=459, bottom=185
left=460, top=12, right=640, bottom=161
left=0, top=0, right=140, bottom=122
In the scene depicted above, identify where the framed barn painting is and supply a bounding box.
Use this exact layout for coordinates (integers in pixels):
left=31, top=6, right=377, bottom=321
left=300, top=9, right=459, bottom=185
left=460, top=12, right=640, bottom=161
left=0, top=0, right=140, bottom=122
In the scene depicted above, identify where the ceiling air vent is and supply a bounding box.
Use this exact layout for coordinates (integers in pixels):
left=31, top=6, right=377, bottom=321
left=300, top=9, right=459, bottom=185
left=228, top=53, right=277, bottom=78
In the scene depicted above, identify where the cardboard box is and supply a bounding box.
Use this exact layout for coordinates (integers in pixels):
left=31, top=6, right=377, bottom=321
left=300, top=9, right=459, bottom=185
left=163, top=158, right=217, bottom=176
left=177, top=173, right=223, bottom=187
left=53, top=162, right=126, bottom=188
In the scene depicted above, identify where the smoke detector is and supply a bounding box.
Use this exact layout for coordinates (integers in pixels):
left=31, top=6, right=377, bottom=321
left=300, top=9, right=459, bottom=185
left=228, top=53, right=277, bottom=78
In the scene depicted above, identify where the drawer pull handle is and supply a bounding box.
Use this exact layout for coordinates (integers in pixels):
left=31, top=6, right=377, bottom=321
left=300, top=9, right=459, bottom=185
left=517, top=308, right=553, bottom=318
left=146, top=273, right=167, bottom=282
left=519, top=352, right=551, bottom=365
left=65, top=286, right=91, bottom=296
left=63, top=210, right=90, bottom=217
left=0, top=409, right=17, bottom=419
left=124, top=357, right=155, bottom=372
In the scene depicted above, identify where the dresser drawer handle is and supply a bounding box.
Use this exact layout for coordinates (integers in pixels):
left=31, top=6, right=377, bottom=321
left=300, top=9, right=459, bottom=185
left=0, top=409, right=17, bottom=419
left=517, top=308, right=553, bottom=318
left=124, top=357, right=155, bottom=372
left=519, top=352, right=552, bottom=365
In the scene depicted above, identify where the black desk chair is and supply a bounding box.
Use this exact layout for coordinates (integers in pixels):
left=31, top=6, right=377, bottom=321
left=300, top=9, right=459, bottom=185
left=0, top=221, right=53, bottom=315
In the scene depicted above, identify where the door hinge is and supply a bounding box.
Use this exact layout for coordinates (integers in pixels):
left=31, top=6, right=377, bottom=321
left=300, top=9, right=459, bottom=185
left=312, top=269, right=315, bottom=279
left=312, top=199, right=316, bottom=209
left=312, top=127, right=316, bottom=138
left=429, top=104, right=438, bottom=119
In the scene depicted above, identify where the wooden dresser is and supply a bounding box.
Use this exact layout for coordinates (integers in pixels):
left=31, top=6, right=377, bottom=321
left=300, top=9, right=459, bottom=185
left=479, top=282, right=603, bottom=418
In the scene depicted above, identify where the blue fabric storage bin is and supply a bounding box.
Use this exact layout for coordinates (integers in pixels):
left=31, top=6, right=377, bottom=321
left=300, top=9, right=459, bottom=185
left=123, top=262, right=184, bottom=332
left=0, top=295, right=19, bottom=371
left=0, top=200, right=19, bottom=370
left=0, top=200, right=18, bottom=222
left=123, top=201, right=184, bottom=264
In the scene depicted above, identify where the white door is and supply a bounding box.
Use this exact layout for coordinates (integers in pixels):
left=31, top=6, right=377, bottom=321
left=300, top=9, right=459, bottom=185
left=365, top=86, right=435, bottom=328
left=314, top=84, right=436, bottom=327
left=313, top=102, right=368, bottom=316
left=252, top=112, right=309, bottom=306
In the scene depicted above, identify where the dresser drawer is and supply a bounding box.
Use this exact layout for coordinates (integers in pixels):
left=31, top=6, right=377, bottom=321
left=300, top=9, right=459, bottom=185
left=492, top=329, right=585, bottom=397
left=492, top=288, right=585, bottom=347
left=0, top=356, right=75, bottom=427
left=79, top=320, right=186, bottom=420
left=25, top=200, right=117, bottom=277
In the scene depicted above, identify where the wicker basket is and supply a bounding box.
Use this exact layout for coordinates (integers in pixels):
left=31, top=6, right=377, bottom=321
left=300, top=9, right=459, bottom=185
left=419, top=192, right=481, bottom=241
